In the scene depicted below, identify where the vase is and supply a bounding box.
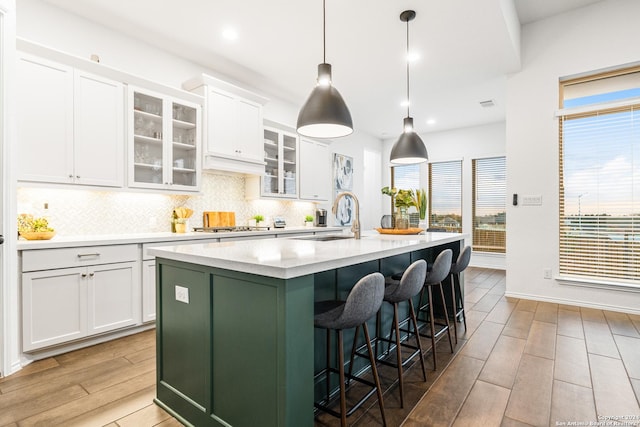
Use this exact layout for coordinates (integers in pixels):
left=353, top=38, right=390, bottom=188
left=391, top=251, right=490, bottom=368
left=395, top=207, right=409, bottom=229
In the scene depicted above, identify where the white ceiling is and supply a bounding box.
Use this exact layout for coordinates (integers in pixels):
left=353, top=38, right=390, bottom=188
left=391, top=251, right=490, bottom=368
left=40, top=0, right=604, bottom=139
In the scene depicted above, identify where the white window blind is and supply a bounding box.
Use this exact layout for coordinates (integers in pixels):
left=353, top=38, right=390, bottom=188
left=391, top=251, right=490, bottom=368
left=429, top=161, right=462, bottom=232
left=559, top=106, right=640, bottom=282
left=472, top=157, right=506, bottom=253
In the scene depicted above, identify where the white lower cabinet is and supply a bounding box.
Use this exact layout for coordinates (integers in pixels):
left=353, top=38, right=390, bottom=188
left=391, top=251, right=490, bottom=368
left=142, top=259, right=156, bottom=323
left=21, top=244, right=140, bottom=352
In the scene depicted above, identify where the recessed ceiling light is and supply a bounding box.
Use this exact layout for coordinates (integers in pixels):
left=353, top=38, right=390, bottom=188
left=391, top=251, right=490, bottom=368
left=222, top=27, right=238, bottom=41
left=406, top=51, right=420, bottom=62
left=426, top=118, right=436, bottom=125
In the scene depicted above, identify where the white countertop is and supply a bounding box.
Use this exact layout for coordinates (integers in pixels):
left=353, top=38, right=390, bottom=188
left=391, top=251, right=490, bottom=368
left=149, top=231, right=468, bottom=279
left=16, top=226, right=343, bottom=250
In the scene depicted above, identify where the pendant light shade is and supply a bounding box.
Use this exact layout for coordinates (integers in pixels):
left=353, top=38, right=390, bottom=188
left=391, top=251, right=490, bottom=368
left=296, top=0, right=353, bottom=138
left=390, top=10, right=428, bottom=164
left=390, top=117, right=428, bottom=164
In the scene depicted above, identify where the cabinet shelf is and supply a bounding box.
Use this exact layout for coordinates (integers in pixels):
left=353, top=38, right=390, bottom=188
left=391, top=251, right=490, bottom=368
left=134, top=134, right=163, bottom=145
left=134, top=162, right=163, bottom=170
left=264, top=140, right=278, bottom=148
left=173, top=119, right=196, bottom=129
left=283, top=160, right=295, bottom=165
left=134, top=109, right=162, bottom=122
left=283, top=145, right=295, bottom=151
left=265, top=157, right=278, bottom=163
left=173, top=167, right=196, bottom=173
left=172, top=141, right=196, bottom=150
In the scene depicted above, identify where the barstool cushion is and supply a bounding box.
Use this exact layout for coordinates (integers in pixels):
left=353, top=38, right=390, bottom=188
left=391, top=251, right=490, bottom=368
left=384, top=259, right=427, bottom=304
left=450, top=246, right=471, bottom=274
left=424, top=249, right=453, bottom=286
left=314, top=272, right=385, bottom=330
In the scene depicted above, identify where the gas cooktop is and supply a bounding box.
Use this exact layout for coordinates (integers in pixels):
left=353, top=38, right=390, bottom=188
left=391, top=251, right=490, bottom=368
left=192, top=226, right=271, bottom=233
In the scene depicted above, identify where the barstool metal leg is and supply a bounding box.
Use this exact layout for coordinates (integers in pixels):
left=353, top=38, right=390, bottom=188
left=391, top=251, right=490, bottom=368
left=362, top=323, right=387, bottom=426
left=408, top=299, right=427, bottom=381
left=437, top=284, right=455, bottom=353
left=326, top=328, right=331, bottom=403
left=392, top=302, right=404, bottom=408
left=427, top=286, right=437, bottom=370
left=450, top=276, right=458, bottom=344
left=337, top=329, right=347, bottom=427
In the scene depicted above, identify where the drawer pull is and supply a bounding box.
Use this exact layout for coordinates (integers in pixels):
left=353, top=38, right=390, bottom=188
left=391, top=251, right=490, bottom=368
left=77, top=253, right=100, bottom=258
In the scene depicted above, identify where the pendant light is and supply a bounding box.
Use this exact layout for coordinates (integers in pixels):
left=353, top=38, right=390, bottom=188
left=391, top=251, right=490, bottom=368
left=296, top=0, right=353, bottom=138
left=390, top=10, right=428, bottom=164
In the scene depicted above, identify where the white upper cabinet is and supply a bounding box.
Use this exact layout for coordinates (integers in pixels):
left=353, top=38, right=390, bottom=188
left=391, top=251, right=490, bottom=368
left=17, top=53, right=124, bottom=187
left=183, top=74, right=268, bottom=175
left=128, top=86, right=201, bottom=192
left=74, top=71, right=125, bottom=187
left=299, top=138, right=331, bottom=201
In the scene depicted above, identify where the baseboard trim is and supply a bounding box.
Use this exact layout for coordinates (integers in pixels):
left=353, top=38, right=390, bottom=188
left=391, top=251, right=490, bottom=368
left=504, top=291, right=640, bottom=316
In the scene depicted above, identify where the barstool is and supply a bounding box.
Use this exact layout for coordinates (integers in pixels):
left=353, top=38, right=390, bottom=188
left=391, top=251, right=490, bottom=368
left=314, top=272, right=387, bottom=427
left=416, top=249, right=455, bottom=370
left=379, top=259, right=428, bottom=407
left=449, top=246, right=471, bottom=343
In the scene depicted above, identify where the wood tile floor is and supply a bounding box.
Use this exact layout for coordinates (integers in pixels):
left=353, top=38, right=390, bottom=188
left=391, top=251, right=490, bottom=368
left=1, top=268, right=639, bottom=426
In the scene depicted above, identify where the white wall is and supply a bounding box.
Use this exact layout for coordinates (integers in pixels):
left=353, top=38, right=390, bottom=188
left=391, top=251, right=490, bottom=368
left=506, top=0, right=640, bottom=314
left=382, top=121, right=506, bottom=268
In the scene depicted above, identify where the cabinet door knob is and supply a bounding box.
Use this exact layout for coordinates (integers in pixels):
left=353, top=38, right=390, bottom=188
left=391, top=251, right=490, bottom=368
left=81, top=273, right=87, bottom=278
left=89, top=272, right=94, bottom=277
left=76, top=175, right=80, bottom=179
left=68, top=174, right=74, bottom=178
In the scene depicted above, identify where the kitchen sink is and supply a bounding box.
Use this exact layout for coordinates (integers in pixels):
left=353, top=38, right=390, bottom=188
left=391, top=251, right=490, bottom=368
left=292, top=235, right=354, bottom=242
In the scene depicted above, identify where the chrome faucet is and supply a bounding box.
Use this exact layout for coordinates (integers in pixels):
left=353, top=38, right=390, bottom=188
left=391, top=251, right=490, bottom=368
left=332, top=191, right=361, bottom=239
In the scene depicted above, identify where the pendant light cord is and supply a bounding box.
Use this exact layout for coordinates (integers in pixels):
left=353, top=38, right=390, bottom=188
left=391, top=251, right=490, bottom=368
left=406, top=17, right=410, bottom=118
left=323, top=0, right=326, bottom=63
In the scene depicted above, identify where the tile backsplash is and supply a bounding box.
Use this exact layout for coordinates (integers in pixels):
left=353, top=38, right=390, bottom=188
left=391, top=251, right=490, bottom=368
left=17, top=173, right=322, bottom=236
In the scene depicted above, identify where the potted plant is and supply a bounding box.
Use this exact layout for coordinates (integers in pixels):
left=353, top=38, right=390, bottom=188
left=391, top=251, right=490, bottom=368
left=411, top=188, right=427, bottom=228
left=381, top=187, right=415, bottom=229
left=252, top=214, right=264, bottom=227
left=305, top=215, right=314, bottom=227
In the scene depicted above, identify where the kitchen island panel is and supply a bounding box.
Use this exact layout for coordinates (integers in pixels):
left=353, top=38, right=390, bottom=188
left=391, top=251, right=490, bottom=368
left=155, top=259, right=314, bottom=427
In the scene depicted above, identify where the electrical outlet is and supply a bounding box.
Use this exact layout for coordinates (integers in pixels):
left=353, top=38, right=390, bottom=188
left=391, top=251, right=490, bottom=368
left=175, top=285, right=189, bottom=304
left=543, top=268, right=552, bottom=279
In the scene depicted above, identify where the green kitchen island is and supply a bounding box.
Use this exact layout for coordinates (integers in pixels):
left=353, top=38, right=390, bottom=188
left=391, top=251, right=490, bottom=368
left=148, top=231, right=467, bottom=427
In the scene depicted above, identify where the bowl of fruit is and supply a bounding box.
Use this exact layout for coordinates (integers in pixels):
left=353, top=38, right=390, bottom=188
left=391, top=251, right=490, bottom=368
left=18, top=213, right=56, bottom=240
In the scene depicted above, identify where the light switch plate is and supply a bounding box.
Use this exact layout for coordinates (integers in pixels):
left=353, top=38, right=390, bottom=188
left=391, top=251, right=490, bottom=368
left=175, top=285, right=189, bottom=304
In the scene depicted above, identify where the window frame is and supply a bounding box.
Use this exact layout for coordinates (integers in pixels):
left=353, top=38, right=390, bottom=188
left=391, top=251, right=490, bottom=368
left=558, top=67, right=640, bottom=287
left=471, top=156, right=506, bottom=254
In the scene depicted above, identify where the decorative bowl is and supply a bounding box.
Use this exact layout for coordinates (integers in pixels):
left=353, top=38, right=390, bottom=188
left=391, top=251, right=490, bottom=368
left=19, top=231, right=56, bottom=240
left=375, top=228, right=424, bottom=235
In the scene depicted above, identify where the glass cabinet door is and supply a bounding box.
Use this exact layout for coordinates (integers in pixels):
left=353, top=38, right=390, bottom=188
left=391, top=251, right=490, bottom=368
left=261, top=127, right=298, bottom=198
left=171, top=101, right=197, bottom=187
left=133, top=91, right=164, bottom=186
left=263, top=128, right=279, bottom=196
left=281, top=133, right=297, bottom=197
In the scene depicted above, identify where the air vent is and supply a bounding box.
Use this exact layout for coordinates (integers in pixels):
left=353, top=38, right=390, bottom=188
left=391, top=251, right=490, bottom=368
left=479, top=99, right=495, bottom=108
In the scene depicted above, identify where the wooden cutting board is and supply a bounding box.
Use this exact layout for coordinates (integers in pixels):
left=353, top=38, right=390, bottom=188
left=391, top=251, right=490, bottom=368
left=203, top=211, right=236, bottom=227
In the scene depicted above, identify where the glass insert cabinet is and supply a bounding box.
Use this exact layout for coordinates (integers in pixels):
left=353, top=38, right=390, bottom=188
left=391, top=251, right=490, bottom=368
left=262, top=126, right=298, bottom=198
left=129, top=87, right=201, bottom=191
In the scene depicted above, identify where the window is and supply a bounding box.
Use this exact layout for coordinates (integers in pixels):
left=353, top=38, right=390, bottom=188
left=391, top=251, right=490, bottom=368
left=559, top=67, right=640, bottom=283
left=391, top=164, right=420, bottom=209
left=428, top=161, right=462, bottom=232
left=472, top=157, right=506, bottom=253
left=391, top=164, right=420, bottom=190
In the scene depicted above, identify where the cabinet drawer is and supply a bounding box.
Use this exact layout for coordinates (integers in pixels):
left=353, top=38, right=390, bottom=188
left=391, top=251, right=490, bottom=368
left=22, top=244, right=138, bottom=272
